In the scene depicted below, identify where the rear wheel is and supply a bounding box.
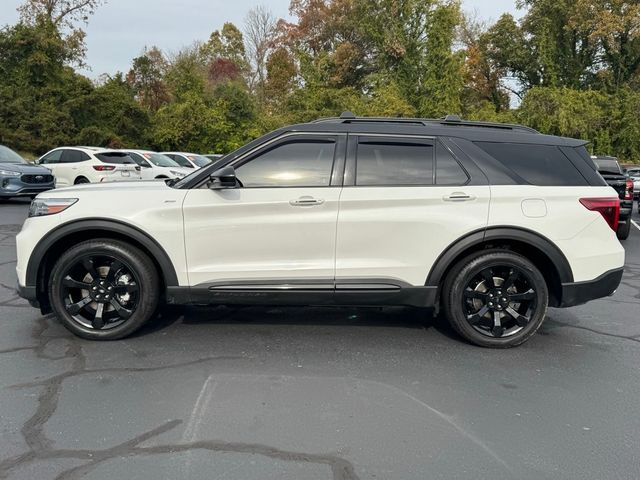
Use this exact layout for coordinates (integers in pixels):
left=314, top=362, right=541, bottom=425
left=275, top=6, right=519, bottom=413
left=442, top=251, right=548, bottom=348
left=617, top=219, right=631, bottom=240
left=74, top=177, right=90, bottom=184
left=49, top=239, right=160, bottom=340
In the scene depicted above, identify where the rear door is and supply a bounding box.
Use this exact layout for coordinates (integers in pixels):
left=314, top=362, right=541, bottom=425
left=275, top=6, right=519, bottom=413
left=335, top=135, right=490, bottom=287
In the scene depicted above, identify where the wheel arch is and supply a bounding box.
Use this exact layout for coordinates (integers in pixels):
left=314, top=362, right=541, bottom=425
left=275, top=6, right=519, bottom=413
left=27, top=219, right=179, bottom=312
left=427, top=227, right=574, bottom=307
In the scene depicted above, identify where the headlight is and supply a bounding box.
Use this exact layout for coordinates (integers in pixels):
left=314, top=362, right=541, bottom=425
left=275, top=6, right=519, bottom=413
left=29, top=198, right=78, bottom=217
left=170, top=170, right=186, bottom=177
left=0, top=169, right=20, bottom=177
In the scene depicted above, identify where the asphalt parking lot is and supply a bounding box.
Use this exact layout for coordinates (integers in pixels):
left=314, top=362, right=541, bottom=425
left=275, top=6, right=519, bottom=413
left=1, top=199, right=639, bottom=480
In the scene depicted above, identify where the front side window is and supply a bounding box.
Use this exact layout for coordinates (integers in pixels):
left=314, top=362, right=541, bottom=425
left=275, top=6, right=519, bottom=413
left=40, top=150, right=63, bottom=164
left=355, top=137, right=434, bottom=186
left=235, top=139, right=336, bottom=187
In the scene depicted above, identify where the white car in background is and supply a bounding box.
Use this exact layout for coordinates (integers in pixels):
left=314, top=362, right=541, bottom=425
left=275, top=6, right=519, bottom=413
left=161, top=152, right=213, bottom=170
left=37, top=147, right=141, bottom=187
left=625, top=167, right=640, bottom=199
left=123, top=150, right=192, bottom=180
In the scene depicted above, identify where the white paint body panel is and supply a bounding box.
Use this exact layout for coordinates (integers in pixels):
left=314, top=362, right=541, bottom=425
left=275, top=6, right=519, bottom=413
left=488, top=186, right=625, bottom=282
left=182, top=188, right=341, bottom=285
left=335, top=186, right=490, bottom=285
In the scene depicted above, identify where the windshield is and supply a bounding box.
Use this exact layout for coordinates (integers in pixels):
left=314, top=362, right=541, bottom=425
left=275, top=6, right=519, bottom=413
left=0, top=145, right=27, bottom=164
left=594, top=158, right=622, bottom=175
left=95, top=152, right=136, bottom=164
left=142, top=153, right=180, bottom=168
left=187, top=155, right=212, bottom=167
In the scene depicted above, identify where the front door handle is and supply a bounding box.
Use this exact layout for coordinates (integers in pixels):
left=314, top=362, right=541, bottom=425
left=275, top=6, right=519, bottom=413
left=443, top=192, right=476, bottom=202
left=290, top=196, right=325, bottom=207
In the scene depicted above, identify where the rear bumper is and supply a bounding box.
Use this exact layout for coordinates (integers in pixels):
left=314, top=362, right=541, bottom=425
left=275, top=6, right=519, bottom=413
left=559, top=268, right=624, bottom=308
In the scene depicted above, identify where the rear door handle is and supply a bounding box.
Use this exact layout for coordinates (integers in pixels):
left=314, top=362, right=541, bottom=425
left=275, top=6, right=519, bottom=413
left=290, top=196, right=325, bottom=207
left=443, top=192, right=476, bottom=202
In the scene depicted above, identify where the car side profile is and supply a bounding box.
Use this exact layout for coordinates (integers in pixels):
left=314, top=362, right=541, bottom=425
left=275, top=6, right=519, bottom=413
left=123, top=150, right=193, bottom=180
left=37, top=147, right=141, bottom=186
left=16, top=114, right=625, bottom=347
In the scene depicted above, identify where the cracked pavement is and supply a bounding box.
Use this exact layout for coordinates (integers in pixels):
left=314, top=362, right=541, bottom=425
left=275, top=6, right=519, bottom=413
left=1, top=198, right=639, bottom=479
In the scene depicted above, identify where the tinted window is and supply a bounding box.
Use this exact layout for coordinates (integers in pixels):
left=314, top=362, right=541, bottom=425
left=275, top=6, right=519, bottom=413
left=168, top=154, right=192, bottom=168
left=356, top=138, right=433, bottom=186
left=187, top=154, right=212, bottom=167
left=95, top=152, right=135, bottom=164
left=475, top=142, right=587, bottom=186
left=41, top=150, right=63, bottom=164
left=0, top=145, right=26, bottom=164
left=436, top=142, right=469, bottom=185
left=236, top=139, right=336, bottom=187
left=593, top=158, right=623, bottom=175
left=60, top=150, right=89, bottom=163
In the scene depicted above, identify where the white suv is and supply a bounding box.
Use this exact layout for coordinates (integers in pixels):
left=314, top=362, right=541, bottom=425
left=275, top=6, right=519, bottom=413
left=37, top=147, right=141, bottom=186
left=17, top=114, right=625, bottom=347
left=161, top=152, right=213, bottom=170
left=123, top=150, right=192, bottom=180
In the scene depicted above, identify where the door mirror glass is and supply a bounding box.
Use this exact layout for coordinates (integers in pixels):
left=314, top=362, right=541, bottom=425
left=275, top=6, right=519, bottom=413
left=208, top=165, right=239, bottom=189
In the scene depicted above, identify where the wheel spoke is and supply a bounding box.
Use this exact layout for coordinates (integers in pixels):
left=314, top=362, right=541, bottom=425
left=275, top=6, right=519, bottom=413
left=480, top=268, right=496, bottom=289
left=82, top=258, right=100, bottom=281
left=464, top=289, right=488, bottom=300
left=106, top=260, right=123, bottom=282
left=109, top=298, right=132, bottom=319
left=92, top=303, right=105, bottom=329
left=505, top=306, right=530, bottom=327
left=66, top=296, right=93, bottom=315
left=509, top=289, right=535, bottom=302
left=467, top=305, right=490, bottom=325
left=492, top=311, right=505, bottom=337
left=502, top=269, right=520, bottom=290
left=62, top=275, right=91, bottom=290
left=113, top=283, right=139, bottom=294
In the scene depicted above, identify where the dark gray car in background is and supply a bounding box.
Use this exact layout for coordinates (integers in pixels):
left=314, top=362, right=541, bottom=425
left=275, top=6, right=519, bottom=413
left=0, top=145, right=55, bottom=200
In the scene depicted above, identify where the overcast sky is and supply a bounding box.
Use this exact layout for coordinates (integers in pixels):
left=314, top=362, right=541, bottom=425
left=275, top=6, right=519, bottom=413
left=1, top=0, right=520, bottom=78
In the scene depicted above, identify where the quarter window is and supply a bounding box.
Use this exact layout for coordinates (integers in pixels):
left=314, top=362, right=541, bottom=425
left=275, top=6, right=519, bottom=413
left=355, top=138, right=434, bottom=186
left=436, top=142, right=469, bottom=185
left=475, top=142, right=588, bottom=186
left=236, top=139, right=336, bottom=187
left=60, top=150, right=90, bottom=163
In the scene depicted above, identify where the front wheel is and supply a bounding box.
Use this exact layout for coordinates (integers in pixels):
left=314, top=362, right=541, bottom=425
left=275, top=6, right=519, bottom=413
left=49, top=239, right=160, bottom=340
left=442, top=251, right=549, bottom=348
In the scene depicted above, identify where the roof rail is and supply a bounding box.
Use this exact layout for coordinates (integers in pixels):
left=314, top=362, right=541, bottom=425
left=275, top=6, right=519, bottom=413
left=312, top=112, right=539, bottom=134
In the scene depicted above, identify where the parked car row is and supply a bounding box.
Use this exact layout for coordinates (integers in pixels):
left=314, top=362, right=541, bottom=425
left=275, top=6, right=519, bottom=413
left=0, top=145, right=224, bottom=200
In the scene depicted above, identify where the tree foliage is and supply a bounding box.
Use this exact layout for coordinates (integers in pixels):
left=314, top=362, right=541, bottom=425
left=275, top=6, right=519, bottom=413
left=2, top=0, right=640, bottom=161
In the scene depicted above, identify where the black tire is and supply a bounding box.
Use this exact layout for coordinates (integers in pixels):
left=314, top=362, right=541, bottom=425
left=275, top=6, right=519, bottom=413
left=155, top=176, right=168, bottom=179
left=442, top=250, right=549, bottom=348
left=617, top=220, right=631, bottom=240
left=74, top=177, right=90, bottom=184
left=49, top=239, right=160, bottom=340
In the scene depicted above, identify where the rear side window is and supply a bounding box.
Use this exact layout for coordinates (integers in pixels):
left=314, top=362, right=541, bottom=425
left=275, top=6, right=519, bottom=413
left=95, top=152, right=135, bottom=164
left=436, top=142, right=469, bottom=185
left=60, top=150, right=90, bottom=163
left=356, top=138, right=434, bottom=186
left=475, top=142, right=587, bottom=186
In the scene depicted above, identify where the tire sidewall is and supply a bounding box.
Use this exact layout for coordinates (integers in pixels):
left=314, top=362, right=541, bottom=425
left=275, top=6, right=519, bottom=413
left=49, top=239, right=159, bottom=340
left=444, top=251, right=549, bottom=348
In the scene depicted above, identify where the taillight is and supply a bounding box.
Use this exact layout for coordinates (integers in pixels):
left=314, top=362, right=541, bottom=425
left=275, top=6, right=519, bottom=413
left=93, top=165, right=116, bottom=171
left=624, top=179, right=633, bottom=200
left=580, top=197, right=620, bottom=232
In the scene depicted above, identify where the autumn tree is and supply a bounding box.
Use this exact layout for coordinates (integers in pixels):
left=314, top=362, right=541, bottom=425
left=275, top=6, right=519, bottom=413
left=127, top=47, right=170, bottom=111
left=245, top=5, right=277, bottom=94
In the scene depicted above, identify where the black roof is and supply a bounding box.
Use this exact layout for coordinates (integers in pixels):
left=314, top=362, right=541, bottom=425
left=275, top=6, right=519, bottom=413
left=280, top=113, right=587, bottom=147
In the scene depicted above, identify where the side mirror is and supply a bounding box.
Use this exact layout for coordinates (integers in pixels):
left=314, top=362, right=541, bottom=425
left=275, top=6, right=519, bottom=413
left=208, top=165, right=239, bottom=189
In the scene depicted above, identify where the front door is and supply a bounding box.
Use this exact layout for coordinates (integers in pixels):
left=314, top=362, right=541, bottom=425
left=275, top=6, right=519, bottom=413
left=182, top=134, right=345, bottom=288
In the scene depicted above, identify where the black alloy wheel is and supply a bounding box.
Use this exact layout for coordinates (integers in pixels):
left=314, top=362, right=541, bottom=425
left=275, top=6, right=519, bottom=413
left=49, top=239, right=160, bottom=340
left=443, top=251, right=549, bottom=348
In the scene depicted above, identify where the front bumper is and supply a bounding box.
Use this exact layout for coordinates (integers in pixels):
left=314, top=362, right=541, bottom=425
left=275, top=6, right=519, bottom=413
left=16, top=282, right=40, bottom=309
left=0, top=176, right=55, bottom=197
left=559, top=268, right=624, bottom=308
